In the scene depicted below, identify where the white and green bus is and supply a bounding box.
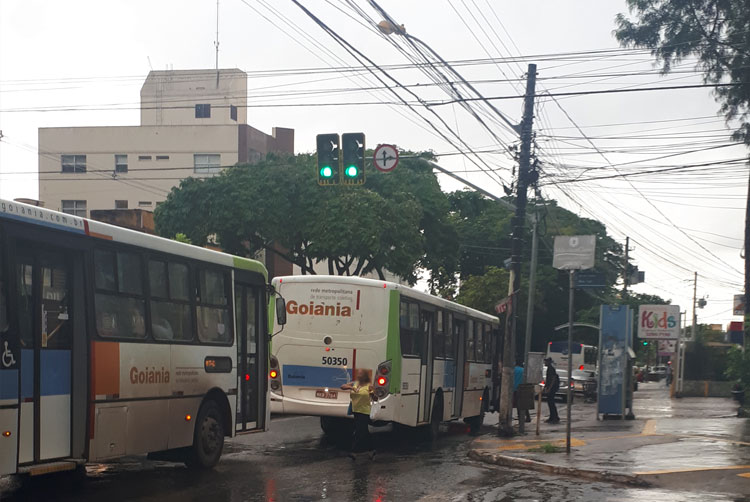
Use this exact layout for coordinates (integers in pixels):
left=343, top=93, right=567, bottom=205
left=0, top=199, right=277, bottom=477
left=269, top=275, right=500, bottom=438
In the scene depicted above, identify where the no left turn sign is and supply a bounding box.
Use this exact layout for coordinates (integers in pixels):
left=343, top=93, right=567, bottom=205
left=373, top=144, right=399, bottom=172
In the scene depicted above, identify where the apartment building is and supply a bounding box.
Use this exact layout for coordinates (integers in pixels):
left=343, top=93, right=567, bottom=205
left=38, top=68, right=294, bottom=216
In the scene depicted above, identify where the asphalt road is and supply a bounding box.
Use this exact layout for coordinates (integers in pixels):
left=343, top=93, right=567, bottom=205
left=1, top=408, right=746, bottom=501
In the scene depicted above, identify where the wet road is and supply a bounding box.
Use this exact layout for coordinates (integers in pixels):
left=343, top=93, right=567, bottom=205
left=2, top=412, right=748, bottom=501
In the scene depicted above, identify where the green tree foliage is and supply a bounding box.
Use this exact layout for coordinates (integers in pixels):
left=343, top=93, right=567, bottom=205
left=450, top=194, right=668, bottom=352
left=615, top=0, right=750, bottom=144
left=154, top=153, right=456, bottom=285
left=726, top=345, right=750, bottom=390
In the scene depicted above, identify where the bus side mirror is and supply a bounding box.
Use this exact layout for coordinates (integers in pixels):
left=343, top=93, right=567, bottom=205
left=276, top=298, right=287, bottom=326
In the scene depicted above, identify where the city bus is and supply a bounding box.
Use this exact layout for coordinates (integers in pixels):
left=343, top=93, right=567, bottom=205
left=0, top=199, right=276, bottom=477
left=268, top=275, right=500, bottom=439
left=547, top=341, right=597, bottom=372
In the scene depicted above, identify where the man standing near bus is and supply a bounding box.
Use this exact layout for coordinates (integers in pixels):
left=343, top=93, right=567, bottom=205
left=543, top=357, right=560, bottom=424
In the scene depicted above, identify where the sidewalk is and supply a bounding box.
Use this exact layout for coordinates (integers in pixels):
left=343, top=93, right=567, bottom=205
left=471, top=382, right=750, bottom=496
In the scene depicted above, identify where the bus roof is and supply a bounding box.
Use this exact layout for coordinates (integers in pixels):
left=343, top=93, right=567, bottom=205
left=0, top=198, right=267, bottom=280
left=273, top=274, right=499, bottom=324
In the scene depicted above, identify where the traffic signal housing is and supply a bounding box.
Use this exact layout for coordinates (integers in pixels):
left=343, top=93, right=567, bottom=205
left=317, top=133, right=340, bottom=186
left=341, top=132, right=365, bottom=185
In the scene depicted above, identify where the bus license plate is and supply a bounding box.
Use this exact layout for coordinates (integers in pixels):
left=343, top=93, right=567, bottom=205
left=315, top=390, right=338, bottom=399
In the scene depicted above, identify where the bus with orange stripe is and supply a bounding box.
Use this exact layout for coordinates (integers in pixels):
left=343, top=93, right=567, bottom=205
left=0, top=199, right=281, bottom=476
left=269, top=275, right=500, bottom=440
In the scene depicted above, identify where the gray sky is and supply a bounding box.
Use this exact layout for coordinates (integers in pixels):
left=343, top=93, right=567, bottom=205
left=0, top=0, right=745, bottom=328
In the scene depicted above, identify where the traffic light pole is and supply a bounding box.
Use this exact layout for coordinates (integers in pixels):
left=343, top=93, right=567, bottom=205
left=498, top=63, right=537, bottom=437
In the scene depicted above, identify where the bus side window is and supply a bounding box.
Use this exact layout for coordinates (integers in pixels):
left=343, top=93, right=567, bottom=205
left=399, top=301, right=421, bottom=357
left=475, top=322, right=485, bottom=363
left=196, top=268, right=232, bottom=345
left=149, top=260, right=193, bottom=342
left=465, top=320, right=475, bottom=362
left=0, top=234, right=7, bottom=335
left=484, top=324, right=492, bottom=363
left=444, top=312, right=454, bottom=359
left=94, top=249, right=146, bottom=339
left=435, top=309, right=445, bottom=358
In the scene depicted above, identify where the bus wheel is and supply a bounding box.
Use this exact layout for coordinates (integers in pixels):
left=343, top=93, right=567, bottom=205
left=186, top=400, right=225, bottom=469
left=321, top=416, right=354, bottom=439
left=426, top=396, right=443, bottom=443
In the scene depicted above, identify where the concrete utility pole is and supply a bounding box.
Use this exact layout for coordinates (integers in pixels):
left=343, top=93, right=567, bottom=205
left=745, top=162, right=750, bottom=349
left=692, top=272, right=698, bottom=341
left=519, top=212, right=539, bottom=435
left=622, top=236, right=630, bottom=297
left=499, top=63, right=537, bottom=437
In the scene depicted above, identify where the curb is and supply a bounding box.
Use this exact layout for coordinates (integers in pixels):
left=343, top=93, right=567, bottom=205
left=468, top=449, right=649, bottom=487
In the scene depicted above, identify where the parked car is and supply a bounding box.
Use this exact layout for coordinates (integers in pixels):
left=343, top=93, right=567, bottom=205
left=648, top=365, right=667, bottom=381
left=541, top=367, right=575, bottom=403
left=571, top=369, right=596, bottom=393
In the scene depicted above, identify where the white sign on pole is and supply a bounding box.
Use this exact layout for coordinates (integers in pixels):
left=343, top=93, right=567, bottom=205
left=372, top=144, right=399, bottom=172
left=733, top=294, right=745, bottom=316
left=637, top=305, right=681, bottom=339
left=552, top=235, right=596, bottom=270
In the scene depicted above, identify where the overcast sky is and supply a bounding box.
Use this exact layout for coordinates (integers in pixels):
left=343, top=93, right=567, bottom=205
left=0, top=0, right=745, bottom=329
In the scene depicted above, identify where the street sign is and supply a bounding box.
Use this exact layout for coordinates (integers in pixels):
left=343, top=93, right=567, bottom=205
left=733, top=294, right=745, bottom=316
left=637, top=305, right=681, bottom=339
left=373, top=144, right=399, bottom=172
left=658, top=339, right=677, bottom=356
left=495, top=295, right=512, bottom=314
left=553, top=235, right=596, bottom=270
left=574, top=270, right=605, bottom=288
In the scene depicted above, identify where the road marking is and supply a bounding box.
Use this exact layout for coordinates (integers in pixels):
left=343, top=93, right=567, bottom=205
left=641, top=419, right=657, bottom=435
left=635, top=465, right=750, bottom=475
left=738, top=472, right=750, bottom=479
left=475, top=437, right=586, bottom=451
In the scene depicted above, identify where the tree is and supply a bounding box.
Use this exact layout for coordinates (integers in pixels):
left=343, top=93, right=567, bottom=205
left=154, top=153, right=457, bottom=285
left=615, top=0, right=750, bottom=143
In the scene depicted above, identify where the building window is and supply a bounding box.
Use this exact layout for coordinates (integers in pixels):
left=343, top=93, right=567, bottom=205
left=194, top=154, right=221, bottom=174
left=230, top=105, right=238, bottom=121
left=61, top=155, right=86, bottom=173
left=61, top=200, right=86, bottom=217
left=138, top=155, right=151, bottom=161
left=195, top=104, right=211, bottom=118
left=155, top=155, right=170, bottom=161
left=138, top=201, right=152, bottom=207
left=115, top=154, right=128, bottom=173
left=115, top=200, right=128, bottom=209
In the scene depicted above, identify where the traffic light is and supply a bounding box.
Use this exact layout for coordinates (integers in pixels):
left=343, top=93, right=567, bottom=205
left=341, top=132, right=365, bottom=185
left=316, top=133, right=340, bottom=186
left=642, top=341, right=648, bottom=346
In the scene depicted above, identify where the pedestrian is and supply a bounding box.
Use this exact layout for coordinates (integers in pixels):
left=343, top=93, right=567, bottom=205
left=543, top=357, right=560, bottom=424
left=513, top=360, right=531, bottom=423
left=341, top=369, right=377, bottom=460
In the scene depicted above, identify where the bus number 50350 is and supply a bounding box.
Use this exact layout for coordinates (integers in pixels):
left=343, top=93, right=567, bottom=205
left=322, top=356, right=348, bottom=366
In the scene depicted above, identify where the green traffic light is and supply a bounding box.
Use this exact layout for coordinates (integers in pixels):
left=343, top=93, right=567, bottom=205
left=320, top=166, right=333, bottom=178
left=345, top=165, right=358, bottom=177
left=642, top=341, right=648, bottom=346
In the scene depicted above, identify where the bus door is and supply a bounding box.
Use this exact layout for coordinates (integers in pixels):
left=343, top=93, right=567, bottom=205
left=452, top=319, right=466, bottom=417
left=234, top=282, right=265, bottom=432
left=0, top=232, right=19, bottom=475
left=16, top=244, right=74, bottom=463
left=419, top=309, right=434, bottom=423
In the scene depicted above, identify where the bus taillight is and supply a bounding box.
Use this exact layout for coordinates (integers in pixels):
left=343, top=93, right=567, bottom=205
left=374, top=360, right=391, bottom=398
left=269, top=370, right=278, bottom=379
left=270, top=355, right=279, bottom=369
left=377, top=377, right=387, bottom=386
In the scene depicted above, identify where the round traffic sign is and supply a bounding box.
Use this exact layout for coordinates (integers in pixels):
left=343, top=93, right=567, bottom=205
left=373, top=144, right=399, bottom=172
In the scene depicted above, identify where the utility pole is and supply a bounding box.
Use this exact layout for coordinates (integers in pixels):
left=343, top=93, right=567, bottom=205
left=622, top=236, right=630, bottom=297
left=566, top=269, right=576, bottom=453
left=745, top=161, right=750, bottom=350
left=692, top=272, right=698, bottom=341
left=519, top=212, right=539, bottom=435
left=499, top=63, right=537, bottom=437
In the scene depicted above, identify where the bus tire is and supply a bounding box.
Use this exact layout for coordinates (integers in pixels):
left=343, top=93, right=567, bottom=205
left=425, top=395, right=443, bottom=443
left=185, top=400, right=225, bottom=469
left=320, top=416, right=353, bottom=439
